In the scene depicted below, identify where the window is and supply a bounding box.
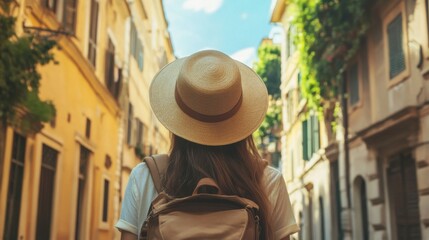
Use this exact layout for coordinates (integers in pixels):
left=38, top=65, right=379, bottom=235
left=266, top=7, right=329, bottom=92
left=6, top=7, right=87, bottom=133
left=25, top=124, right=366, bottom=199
left=4, top=133, right=26, bottom=240
left=62, top=0, right=77, bottom=33
left=105, top=38, right=116, bottom=96
left=130, top=22, right=144, bottom=71
left=286, top=25, right=296, bottom=58
left=383, top=2, right=409, bottom=87
left=127, top=104, right=133, bottom=145
left=426, top=0, right=429, bottom=39
left=36, top=144, right=59, bottom=240
left=85, top=118, right=91, bottom=139
left=286, top=92, right=294, bottom=125
left=297, top=72, right=302, bottom=101
left=330, top=161, right=343, bottom=239
left=354, top=176, right=369, bottom=240
left=75, top=146, right=90, bottom=240
left=348, top=63, right=360, bottom=106
left=87, top=0, right=99, bottom=67
left=136, top=119, right=144, bottom=147
left=43, top=0, right=58, bottom=12
left=319, top=197, right=326, bottom=240
left=302, top=114, right=320, bottom=160
left=387, top=153, right=421, bottom=240
left=102, top=178, right=110, bottom=222
left=387, top=13, right=405, bottom=79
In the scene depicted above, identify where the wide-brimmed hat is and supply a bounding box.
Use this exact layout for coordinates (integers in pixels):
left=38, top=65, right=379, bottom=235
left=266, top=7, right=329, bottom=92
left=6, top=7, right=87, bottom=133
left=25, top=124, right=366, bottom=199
left=149, top=50, right=268, bottom=146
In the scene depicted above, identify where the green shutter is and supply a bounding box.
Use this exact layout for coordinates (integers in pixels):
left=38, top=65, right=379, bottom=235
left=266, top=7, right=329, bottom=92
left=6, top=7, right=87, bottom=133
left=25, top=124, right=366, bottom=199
left=312, top=115, right=320, bottom=154
left=387, top=13, right=405, bottom=79
left=297, top=72, right=302, bottom=100
left=349, top=63, right=360, bottom=106
left=302, top=120, right=309, bottom=160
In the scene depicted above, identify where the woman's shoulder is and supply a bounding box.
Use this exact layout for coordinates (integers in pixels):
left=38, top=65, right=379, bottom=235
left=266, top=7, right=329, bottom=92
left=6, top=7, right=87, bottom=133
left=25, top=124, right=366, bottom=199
left=263, top=165, right=283, bottom=184
left=129, top=162, right=152, bottom=183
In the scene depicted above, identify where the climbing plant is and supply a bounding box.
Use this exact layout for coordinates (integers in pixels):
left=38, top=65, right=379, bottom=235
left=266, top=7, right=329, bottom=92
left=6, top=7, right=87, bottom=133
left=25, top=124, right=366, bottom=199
left=254, top=42, right=281, bottom=99
left=253, top=42, right=282, bottom=143
left=0, top=1, right=57, bottom=132
left=290, top=0, right=376, bottom=112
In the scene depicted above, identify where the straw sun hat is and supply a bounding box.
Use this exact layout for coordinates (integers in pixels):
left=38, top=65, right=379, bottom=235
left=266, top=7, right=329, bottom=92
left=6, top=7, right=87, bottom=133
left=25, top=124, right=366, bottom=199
left=149, top=50, right=268, bottom=146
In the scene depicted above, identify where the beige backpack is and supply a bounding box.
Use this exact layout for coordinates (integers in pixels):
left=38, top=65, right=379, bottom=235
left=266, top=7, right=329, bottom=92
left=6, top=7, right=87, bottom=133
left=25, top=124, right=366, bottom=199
left=140, top=154, right=261, bottom=240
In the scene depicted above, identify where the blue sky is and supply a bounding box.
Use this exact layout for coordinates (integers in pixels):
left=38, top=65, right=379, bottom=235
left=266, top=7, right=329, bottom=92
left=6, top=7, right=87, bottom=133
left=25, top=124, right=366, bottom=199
left=163, top=0, right=280, bottom=66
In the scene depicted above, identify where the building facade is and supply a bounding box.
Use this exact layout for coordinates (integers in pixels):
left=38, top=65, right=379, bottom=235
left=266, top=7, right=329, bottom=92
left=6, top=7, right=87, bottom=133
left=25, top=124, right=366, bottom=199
left=271, top=2, right=332, bottom=239
left=272, top=0, right=429, bottom=239
left=0, top=0, right=173, bottom=239
left=118, top=1, right=174, bottom=238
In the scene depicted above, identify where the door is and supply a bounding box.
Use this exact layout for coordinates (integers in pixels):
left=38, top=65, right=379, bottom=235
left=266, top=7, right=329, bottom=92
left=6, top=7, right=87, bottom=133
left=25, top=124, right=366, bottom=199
left=387, top=152, right=421, bottom=240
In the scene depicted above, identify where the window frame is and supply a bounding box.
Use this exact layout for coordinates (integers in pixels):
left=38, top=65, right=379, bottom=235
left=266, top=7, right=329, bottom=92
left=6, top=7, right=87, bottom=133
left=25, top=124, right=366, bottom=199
left=34, top=140, right=62, bottom=240
left=382, top=1, right=410, bottom=88
left=87, top=0, right=100, bottom=68
left=347, top=58, right=364, bottom=112
left=99, top=174, right=110, bottom=229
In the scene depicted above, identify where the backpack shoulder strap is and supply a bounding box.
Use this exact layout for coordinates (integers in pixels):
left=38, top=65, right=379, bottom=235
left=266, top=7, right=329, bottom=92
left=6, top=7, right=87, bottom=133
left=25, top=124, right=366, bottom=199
left=143, top=154, right=169, bottom=193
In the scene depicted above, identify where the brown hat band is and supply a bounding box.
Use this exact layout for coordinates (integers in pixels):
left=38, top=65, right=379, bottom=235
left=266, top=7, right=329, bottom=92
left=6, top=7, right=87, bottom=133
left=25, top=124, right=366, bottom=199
left=175, top=87, right=243, bottom=123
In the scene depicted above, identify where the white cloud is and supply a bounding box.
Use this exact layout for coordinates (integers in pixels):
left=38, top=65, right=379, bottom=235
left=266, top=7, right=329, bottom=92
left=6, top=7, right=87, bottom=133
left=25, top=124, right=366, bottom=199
left=182, top=0, right=223, bottom=14
left=230, top=47, right=257, bottom=67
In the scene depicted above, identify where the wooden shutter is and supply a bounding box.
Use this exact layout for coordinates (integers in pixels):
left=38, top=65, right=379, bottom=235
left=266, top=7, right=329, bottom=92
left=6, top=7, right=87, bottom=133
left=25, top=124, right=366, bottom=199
left=75, top=146, right=90, bottom=240
left=36, top=145, right=58, bottom=240
left=102, top=179, right=109, bottom=222
left=302, top=120, right=309, bottom=160
left=126, top=104, right=133, bottom=145
left=105, top=38, right=115, bottom=96
left=4, top=133, right=26, bottom=240
left=311, top=115, right=320, bottom=154
left=387, top=13, right=405, bottom=79
left=62, top=0, right=77, bottom=33
left=360, top=179, right=370, bottom=240
left=88, top=0, right=99, bottom=67
left=130, top=22, right=137, bottom=57
left=348, top=63, right=360, bottom=106
left=137, top=41, right=144, bottom=71
left=387, top=153, right=422, bottom=240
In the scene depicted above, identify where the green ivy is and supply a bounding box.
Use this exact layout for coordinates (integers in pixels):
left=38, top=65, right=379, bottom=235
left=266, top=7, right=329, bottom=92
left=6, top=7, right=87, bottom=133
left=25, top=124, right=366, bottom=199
left=290, top=0, right=375, bottom=111
left=0, top=2, right=57, bottom=132
left=254, top=42, right=281, bottom=99
left=253, top=42, right=282, bottom=143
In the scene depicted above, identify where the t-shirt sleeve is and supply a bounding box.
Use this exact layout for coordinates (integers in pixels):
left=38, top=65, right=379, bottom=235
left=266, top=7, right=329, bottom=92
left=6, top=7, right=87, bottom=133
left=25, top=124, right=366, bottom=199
left=115, top=170, right=139, bottom=235
left=268, top=170, right=300, bottom=239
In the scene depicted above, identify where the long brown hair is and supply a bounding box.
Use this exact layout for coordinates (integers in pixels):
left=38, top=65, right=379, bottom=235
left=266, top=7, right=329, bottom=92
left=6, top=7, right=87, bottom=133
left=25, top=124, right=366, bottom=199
left=163, top=134, right=273, bottom=239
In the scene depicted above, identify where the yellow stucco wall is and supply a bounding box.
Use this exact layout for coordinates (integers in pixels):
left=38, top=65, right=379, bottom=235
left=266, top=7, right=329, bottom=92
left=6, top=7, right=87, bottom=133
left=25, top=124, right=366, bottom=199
left=0, top=1, right=120, bottom=239
left=0, top=0, right=174, bottom=239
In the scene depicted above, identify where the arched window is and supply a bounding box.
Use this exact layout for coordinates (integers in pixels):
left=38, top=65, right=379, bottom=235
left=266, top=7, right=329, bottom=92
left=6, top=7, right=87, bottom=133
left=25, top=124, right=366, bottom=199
left=319, top=197, right=326, bottom=240
left=298, top=211, right=303, bottom=240
left=353, top=176, right=369, bottom=240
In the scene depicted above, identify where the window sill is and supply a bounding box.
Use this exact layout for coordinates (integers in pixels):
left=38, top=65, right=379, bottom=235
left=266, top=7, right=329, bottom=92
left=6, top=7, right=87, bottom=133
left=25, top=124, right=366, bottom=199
left=387, top=69, right=409, bottom=89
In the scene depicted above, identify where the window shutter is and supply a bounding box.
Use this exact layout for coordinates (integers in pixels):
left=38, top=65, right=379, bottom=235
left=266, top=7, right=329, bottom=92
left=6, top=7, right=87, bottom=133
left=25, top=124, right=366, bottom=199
left=312, top=115, right=320, bottom=154
left=62, top=0, right=77, bottom=33
left=297, top=72, right=302, bottom=101
left=387, top=13, right=405, bottom=79
left=349, top=63, right=360, bottom=106
left=387, top=154, right=422, bottom=240
left=105, top=39, right=115, bottom=96
left=131, top=118, right=139, bottom=147
left=306, top=117, right=312, bottom=159
left=302, top=120, right=309, bottom=160
left=127, top=104, right=133, bottom=145
left=88, top=0, right=99, bottom=67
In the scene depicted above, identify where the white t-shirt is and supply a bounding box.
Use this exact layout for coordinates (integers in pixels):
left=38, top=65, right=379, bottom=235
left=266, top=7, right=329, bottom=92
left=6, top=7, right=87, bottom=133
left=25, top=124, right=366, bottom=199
left=115, top=162, right=299, bottom=239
